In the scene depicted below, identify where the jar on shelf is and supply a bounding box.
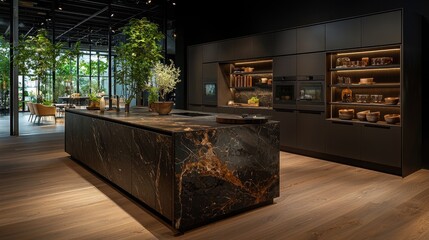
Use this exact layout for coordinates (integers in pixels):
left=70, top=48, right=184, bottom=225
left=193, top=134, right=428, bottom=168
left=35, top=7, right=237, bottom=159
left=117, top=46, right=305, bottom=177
left=341, top=87, right=353, bottom=102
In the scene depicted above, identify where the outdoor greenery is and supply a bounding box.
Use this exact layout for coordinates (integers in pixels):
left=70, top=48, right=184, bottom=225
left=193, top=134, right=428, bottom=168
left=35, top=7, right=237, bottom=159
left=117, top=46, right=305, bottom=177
left=14, top=29, right=61, bottom=102
left=79, top=55, right=108, bottom=96
left=55, top=42, right=80, bottom=100
left=0, top=36, right=9, bottom=94
left=153, top=60, right=181, bottom=101
left=115, top=17, right=164, bottom=104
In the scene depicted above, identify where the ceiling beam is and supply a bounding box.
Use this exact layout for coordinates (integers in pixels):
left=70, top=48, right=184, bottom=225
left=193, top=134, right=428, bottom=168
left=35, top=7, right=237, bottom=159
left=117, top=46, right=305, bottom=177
left=56, top=6, right=108, bottom=40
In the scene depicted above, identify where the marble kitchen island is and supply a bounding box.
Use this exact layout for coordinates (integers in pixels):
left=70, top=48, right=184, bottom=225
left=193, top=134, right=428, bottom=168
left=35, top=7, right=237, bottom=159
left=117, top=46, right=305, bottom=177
left=65, top=108, right=280, bottom=233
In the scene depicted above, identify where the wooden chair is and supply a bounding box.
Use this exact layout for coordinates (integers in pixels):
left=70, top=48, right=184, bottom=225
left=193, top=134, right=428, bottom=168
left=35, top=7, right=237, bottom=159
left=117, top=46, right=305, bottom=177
left=33, top=103, right=56, bottom=124
left=26, top=102, right=35, bottom=122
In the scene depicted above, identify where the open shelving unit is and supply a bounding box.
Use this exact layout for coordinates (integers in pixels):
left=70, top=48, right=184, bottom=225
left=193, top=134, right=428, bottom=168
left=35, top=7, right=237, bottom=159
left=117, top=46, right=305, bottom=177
left=326, top=47, right=401, bottom=126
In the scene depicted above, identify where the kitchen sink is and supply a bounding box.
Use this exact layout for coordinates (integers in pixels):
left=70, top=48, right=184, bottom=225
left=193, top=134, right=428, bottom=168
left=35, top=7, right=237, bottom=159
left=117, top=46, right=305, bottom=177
left=172, top=112, right=212, bottom=117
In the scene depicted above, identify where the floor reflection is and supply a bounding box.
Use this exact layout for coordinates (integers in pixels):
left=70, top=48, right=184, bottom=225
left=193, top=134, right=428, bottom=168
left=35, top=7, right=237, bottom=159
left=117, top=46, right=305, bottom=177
left=0, top=112, right=64, bottom=137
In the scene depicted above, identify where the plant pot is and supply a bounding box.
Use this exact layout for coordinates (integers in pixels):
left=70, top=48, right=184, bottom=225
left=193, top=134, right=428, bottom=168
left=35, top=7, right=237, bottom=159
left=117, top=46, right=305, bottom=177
left=149, top=102, right=156, bottom=112
left=89, top=101, right=100, bottom=108
left=153, top=101, right=173, bottom=115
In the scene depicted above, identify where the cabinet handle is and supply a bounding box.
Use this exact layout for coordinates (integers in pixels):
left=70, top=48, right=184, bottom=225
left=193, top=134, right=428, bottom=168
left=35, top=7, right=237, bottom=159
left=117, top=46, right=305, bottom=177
left=297, top=110, right=324, bottom=115
left=332, top=121, right=353, bottom=125
left=274, top=109, right=296, bottom=113
left=364, top=124, right=390, bottom=129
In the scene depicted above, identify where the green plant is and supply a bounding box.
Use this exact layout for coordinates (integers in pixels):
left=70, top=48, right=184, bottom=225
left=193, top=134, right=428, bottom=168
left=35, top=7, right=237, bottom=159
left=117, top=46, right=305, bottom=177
left=153, top=60, right=181, bottom=101
left=14, top=29, right=63, bottom=102
left=0, top=36, right=10, bottom=103
left=55, top=42, right=80, bottom=99
left=88, top=92, right=100, bottom=103
left=115, top=17, right=164, bottom=105
left=42, top=99, right=52, bottom=106
left=148, top=86, right=159, bottom=104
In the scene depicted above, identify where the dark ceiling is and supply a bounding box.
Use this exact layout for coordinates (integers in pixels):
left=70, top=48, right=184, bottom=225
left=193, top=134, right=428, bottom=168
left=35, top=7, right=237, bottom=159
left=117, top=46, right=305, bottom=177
left=0, top=0, right=176, bottom=47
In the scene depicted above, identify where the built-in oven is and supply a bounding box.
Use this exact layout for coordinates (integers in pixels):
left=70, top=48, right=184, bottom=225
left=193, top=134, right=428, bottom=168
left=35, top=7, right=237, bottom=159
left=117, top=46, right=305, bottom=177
left=273, top=76, right=296, bottom=110
left=296, top=75, right=325, bottom=111
left=202, top=82, right=217, bottom=105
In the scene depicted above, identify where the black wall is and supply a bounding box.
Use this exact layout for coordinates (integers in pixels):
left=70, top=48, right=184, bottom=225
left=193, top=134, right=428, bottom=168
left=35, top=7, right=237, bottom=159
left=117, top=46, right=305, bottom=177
left=175, top=0, right=429, bottom=167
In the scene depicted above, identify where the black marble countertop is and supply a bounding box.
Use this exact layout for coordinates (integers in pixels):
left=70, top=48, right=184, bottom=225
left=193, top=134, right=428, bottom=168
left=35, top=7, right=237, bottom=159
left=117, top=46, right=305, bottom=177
left=66, top=107, right=275, bottom=134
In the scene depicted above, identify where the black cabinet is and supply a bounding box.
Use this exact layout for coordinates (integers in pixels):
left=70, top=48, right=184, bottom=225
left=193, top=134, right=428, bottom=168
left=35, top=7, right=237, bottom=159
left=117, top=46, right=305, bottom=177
left=296, top=111, right=326, bottom=153
left=326, top=18, right=362, bottom=50
left=362, top=10, right=401, bottom=47
left=218, top=40, right=236, bottom=61
left=202, top=43, right=218, bottom=63
left=217, top=106, right=235, bottom=114
left=361, top=125, right=401, bottom=167
left=187, top=45, right=203, bottom=105
left=326, top=121, right=361, bottom=159
left=274, top=29, right=297, bottom=55
left=202, top=105, right=218, bottom=113
left=234, top=37, right=253, bottom=60
left=297, top=52, right=326, bottom=77
left=297, top=24, right=325, bottom=53
left=273, top=55, right=297, bottom=77
left=271, top=110, right=297, bottom=148
left=217, top=37, right=253, bottom=61
left=252, top=33, right=276, bottom=58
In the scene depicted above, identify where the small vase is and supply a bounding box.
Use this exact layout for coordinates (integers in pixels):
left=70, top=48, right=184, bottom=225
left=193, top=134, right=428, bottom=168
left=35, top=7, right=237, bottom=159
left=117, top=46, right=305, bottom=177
left=125, top=103, right=130, bottom=113
left=154, top=101, right=173, bottom=115
left=99, top=96, right=105, bottom=112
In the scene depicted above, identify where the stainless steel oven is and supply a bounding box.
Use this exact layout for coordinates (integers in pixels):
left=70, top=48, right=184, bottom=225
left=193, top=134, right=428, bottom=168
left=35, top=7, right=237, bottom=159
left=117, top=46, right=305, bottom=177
left=273, top=76, right=296, bottom=110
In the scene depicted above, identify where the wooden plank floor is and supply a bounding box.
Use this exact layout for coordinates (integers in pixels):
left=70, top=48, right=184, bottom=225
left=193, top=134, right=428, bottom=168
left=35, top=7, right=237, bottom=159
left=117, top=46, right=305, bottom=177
left=1, top=133, right=429, bottom=239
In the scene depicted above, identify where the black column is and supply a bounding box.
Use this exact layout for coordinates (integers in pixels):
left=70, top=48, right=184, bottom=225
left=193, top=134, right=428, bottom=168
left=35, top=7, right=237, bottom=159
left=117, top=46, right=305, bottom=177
left=88, top=30, right=92, bottom=95
left=107, top=1, right=113, bottom=109
left=52, top=0, right=56, bottom=102
left=9, top=0, right=19, bottom=136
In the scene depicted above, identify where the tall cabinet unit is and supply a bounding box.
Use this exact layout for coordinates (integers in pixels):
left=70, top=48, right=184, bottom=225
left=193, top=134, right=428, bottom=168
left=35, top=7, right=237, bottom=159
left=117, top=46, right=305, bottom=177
left=186, top=9, right=422, bottom=176
left=326, top=47, right=402, bottom=171
left=325, top=9, right=421, bottom=176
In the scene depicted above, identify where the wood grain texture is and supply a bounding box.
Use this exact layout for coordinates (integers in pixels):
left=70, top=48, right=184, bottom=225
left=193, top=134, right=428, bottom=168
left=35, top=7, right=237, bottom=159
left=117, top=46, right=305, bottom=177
left=1, top=133, right=429, bottom=239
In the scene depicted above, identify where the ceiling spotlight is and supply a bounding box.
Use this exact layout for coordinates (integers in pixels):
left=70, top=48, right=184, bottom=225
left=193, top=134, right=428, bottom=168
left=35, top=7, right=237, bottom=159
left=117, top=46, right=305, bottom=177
left=58, top=6, right=63, bottom=10
left=46, top=18, right=51, bottom=21
left=110, top=13, right=114, bottom=17
left=146, top=0, right=151, bottom=4
left=172, top=1, right=176, bottom=5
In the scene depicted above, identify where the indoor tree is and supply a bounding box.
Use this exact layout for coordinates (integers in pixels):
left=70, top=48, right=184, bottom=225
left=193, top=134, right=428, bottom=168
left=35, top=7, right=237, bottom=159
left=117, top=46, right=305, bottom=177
left=55, top=42, right=81, bottom=100
left=0, top=36, right=10, bottom=109
left=115, top=17, right=164, bottom=111
left=14, top=29, right=62, bottom=103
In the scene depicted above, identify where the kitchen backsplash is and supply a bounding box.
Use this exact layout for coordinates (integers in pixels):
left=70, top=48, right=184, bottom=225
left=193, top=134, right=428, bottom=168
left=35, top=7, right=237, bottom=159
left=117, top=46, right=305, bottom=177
left=234, top=88, right=272, bottom=107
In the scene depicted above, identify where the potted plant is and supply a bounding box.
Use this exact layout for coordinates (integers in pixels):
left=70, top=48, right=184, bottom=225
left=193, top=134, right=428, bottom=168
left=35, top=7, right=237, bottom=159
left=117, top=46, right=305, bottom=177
left=88, top=92, right=100, bottom=109
left=152, top=60, right=181, bottom=115
left=115, top=17, right=164, bottom=112
left=147, top=86, right=159, bottom=112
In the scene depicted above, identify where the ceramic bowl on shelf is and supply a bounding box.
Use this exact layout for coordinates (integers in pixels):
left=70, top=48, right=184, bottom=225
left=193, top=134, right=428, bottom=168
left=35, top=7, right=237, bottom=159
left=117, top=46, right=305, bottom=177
left=384, top=97, right=399, bottom=105
left=357, top=110, right=370, bottom=121
left=366, top=111, right=380, bottom=123
left=359, top=78, right=374, bottom=85
left=338, top=109, right=354, bottom=120
left=384, top=114, right=400, bottom=124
